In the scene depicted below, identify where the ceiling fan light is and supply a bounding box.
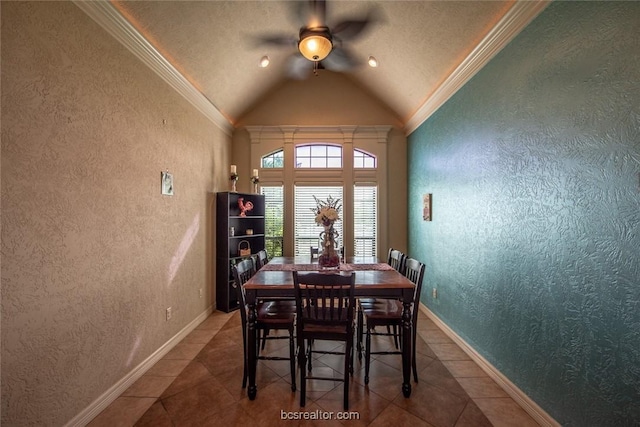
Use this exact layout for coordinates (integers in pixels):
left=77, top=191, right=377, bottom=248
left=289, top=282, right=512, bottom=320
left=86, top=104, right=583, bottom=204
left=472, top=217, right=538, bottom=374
left=259, top=55, right=270, bottom=68
left=299, top=34, right=332, bottom=61
left=368, top=56, right=378, bottom=67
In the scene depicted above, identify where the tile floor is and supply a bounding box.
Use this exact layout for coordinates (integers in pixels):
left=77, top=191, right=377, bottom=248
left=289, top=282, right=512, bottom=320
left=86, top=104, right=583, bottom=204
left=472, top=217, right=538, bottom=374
left=88, top=309, right=540, bottom=426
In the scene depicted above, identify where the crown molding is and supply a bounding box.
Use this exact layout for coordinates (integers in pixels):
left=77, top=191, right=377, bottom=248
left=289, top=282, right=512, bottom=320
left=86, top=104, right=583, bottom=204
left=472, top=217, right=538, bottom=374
left=73, top=0, right=233, bottom=136
left=404, top=0, right=551, bottom=135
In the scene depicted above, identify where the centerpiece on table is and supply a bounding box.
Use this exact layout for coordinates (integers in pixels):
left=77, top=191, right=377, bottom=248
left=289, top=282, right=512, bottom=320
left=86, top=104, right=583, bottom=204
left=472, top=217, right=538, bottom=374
left=312, top=195, right=341, bottom=268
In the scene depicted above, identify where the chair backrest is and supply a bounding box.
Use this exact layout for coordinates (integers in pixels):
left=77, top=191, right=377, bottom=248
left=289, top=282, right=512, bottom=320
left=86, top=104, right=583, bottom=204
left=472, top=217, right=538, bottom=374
left=232, top=258, right=256, bottom=327
left=387, top=248, right=407, bottom=274
left=293, top=271, right=356, bottom=332
left=310, top=246, right=320, bottom=262
left=256, top=249, right=269, bottom=270
left=403, top=257, right=426, bottom=323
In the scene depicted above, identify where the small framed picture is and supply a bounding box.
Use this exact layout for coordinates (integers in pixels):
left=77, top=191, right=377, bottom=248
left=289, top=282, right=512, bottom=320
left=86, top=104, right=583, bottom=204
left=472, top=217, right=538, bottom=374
left=423, top=193, right=432, bottom=221
left=161, top=171, right=174, bottom=196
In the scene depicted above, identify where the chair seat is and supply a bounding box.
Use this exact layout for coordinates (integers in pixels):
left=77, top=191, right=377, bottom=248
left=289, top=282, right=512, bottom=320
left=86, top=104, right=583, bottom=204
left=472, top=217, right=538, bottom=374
left=261, top=300, right=296, bottom=312
left=362, top=300, right=403, bottom=319
left=257, top=301, right=296, bottom=324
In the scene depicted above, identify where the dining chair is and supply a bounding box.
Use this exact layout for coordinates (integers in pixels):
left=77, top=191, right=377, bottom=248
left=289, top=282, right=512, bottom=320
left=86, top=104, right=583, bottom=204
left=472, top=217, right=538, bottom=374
left=255, top=248, right=295, bottom=349
left=233, top=258, right=297, bottom=391
left=293, top=271, right=356, bottom=411
left=357, top=248, right=408, bottom=357
left=310, top=246, right=320, bottom=262
left=362, top=257, right=425, bottom=384
left=255, top=249, right=269, bottom=270
left=387, top=248, right=407, bottom=275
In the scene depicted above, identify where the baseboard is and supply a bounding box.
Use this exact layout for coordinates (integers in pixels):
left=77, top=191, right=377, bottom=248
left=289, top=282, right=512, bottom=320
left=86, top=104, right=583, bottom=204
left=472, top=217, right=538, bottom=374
left=64, top=305, right=214, bottom=427
left=419, top=303, right=560, bottom=427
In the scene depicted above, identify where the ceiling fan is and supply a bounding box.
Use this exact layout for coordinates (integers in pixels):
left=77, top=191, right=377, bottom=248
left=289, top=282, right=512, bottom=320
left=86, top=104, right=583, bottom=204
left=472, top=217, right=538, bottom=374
left=253, top=0, right=380, bottom=79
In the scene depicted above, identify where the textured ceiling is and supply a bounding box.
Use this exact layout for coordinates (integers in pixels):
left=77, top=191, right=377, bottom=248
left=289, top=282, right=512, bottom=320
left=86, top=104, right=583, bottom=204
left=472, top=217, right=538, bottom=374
left=113, top=0, right=514, bottom=127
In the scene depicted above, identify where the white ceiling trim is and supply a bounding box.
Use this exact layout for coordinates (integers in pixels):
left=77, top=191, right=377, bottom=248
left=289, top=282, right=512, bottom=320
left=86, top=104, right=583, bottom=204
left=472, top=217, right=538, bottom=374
left=404, top=0, right=550, bottom=136
left=73, top=0, right=233, bottom=136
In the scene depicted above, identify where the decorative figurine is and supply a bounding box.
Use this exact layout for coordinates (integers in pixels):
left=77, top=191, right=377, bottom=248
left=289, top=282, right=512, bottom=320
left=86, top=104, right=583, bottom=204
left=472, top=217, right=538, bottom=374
left=238, top=197, right=254, bottom=217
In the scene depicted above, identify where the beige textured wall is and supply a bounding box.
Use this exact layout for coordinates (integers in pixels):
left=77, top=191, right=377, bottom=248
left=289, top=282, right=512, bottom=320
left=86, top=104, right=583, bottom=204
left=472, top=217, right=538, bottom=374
left=236, top=71, right=404, bottom=128
left=1, top=2, right=230, bottom=425
left=233, top=71, right=408, bottom=254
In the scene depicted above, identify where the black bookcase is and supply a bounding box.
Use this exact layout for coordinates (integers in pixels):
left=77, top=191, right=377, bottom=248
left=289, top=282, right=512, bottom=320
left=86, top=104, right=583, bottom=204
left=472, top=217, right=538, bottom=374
left=216, top=191, right=265, bottom=312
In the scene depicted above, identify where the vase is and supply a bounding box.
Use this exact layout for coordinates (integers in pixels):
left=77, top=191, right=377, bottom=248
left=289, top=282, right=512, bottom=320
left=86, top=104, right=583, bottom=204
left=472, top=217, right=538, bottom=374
left=318, top=223, right=340, bottom=268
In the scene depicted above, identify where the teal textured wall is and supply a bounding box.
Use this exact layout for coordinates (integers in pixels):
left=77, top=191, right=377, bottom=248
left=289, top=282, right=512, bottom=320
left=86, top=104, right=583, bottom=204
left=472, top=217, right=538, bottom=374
left=408, top=2, right=639, bottom=426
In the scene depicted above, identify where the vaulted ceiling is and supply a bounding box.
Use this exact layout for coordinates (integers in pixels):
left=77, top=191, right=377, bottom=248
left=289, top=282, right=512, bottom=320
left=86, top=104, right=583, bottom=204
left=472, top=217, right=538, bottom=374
left=81, top=1, right=548, bottom=134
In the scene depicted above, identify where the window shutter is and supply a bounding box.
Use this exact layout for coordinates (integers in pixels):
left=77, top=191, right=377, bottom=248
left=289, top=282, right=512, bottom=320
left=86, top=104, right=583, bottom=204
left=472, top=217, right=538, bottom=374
left=353, top=185, right=377, bottom=257
left=261, top=186, right=284, bottom=257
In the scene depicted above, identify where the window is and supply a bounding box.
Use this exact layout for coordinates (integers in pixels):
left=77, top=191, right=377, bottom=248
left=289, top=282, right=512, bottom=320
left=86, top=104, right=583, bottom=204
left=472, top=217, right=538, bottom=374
left=294, top=186, right=344, bottom=256
left=261, top=186, right=284, bottom=256
left=262, top=149, right=284, bottom=168
left=353, top=185, right=377, bottom=256
left=354, top=149, right=376, bottom=168
left=295, top=144, right=342, bottom=168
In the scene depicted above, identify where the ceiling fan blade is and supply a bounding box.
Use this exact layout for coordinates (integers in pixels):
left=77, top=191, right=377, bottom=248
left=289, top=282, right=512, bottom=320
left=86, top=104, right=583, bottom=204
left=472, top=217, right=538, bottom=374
left=251, top=33, right=298, bottom=48
left=286, top=54, right=313, bottom=80
left=322, top=46, right=358, bottom=72
left=331, top=8, right=379, bottom=40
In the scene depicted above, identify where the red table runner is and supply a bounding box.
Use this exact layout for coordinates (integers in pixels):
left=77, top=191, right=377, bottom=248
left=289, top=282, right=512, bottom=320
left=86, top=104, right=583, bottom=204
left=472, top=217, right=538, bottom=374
left=260, top=262, right=394, bottom=272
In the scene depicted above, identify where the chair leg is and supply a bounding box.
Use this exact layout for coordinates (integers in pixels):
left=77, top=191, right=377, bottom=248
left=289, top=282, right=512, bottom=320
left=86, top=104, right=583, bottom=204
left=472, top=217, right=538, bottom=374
left=261, top=328, right=269, bottom=351
left=344, top=340, right=351, bottom=411
left=357, top=307, right=364, bottom=360
left=392, top=325, right=399, bottom=349
left=307, top=339, right=313, bottom=371
left=241, top=326, right=248, bottom=389
left=364, top=327, right=371, bottom=385
left=298, top=341, right=307, bottom=407
left=242, top=344, right=248, bottom=389
left=289, top=327, right=297, bottom=391
left=349, top=341, right=354, bottom=375
left=412, top=326, right=418, bottom=383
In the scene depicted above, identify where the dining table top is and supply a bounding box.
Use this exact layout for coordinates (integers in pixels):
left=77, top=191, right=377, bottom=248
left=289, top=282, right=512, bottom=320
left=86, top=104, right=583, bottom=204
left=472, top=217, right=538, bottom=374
left=243, top=256, right=416, bottom=291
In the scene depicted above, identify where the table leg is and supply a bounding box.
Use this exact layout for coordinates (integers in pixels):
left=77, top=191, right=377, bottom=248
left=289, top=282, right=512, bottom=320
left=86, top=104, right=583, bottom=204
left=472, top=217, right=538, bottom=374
left=247, top=294, right=258, bottom=400
left=402, top=299, right=412, bottom=397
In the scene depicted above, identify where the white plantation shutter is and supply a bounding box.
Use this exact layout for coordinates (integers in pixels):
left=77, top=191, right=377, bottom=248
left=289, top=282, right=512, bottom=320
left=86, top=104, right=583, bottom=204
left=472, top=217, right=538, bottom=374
left=294, top=186, right=343, bottom=256
left=353, top=185, right=377, bottom=257
left=261, top=186, right=284, bottom=256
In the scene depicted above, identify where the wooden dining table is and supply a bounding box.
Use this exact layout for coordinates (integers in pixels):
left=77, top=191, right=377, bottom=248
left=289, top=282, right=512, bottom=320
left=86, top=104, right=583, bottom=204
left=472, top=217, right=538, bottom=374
left=243, top=256, right=416, bottom=400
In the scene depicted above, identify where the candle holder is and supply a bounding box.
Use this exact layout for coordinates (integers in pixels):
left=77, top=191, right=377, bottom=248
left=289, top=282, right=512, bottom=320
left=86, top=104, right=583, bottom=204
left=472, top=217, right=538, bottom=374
left=230, top=173, right=238, bottom=192
left=250, top=176, right=260, bottom=194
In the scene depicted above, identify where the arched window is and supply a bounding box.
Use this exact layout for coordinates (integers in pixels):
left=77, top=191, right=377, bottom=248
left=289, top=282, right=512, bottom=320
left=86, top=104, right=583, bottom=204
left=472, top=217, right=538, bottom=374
left=248, top=125, right=391, bottom=259
left=354, top=149, right=376, bottom=168
left=295, top=144, right=342, bottom=168
left=261, top=149, right=284, bottom=168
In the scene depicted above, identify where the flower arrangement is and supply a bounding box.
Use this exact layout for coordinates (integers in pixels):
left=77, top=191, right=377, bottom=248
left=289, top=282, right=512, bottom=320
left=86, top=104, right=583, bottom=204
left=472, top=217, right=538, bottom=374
left=312, top=195, right=341, bottom=227
left=250, top=176, right=259, bottom=185
left=312, top=195, right=341, bottom=268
